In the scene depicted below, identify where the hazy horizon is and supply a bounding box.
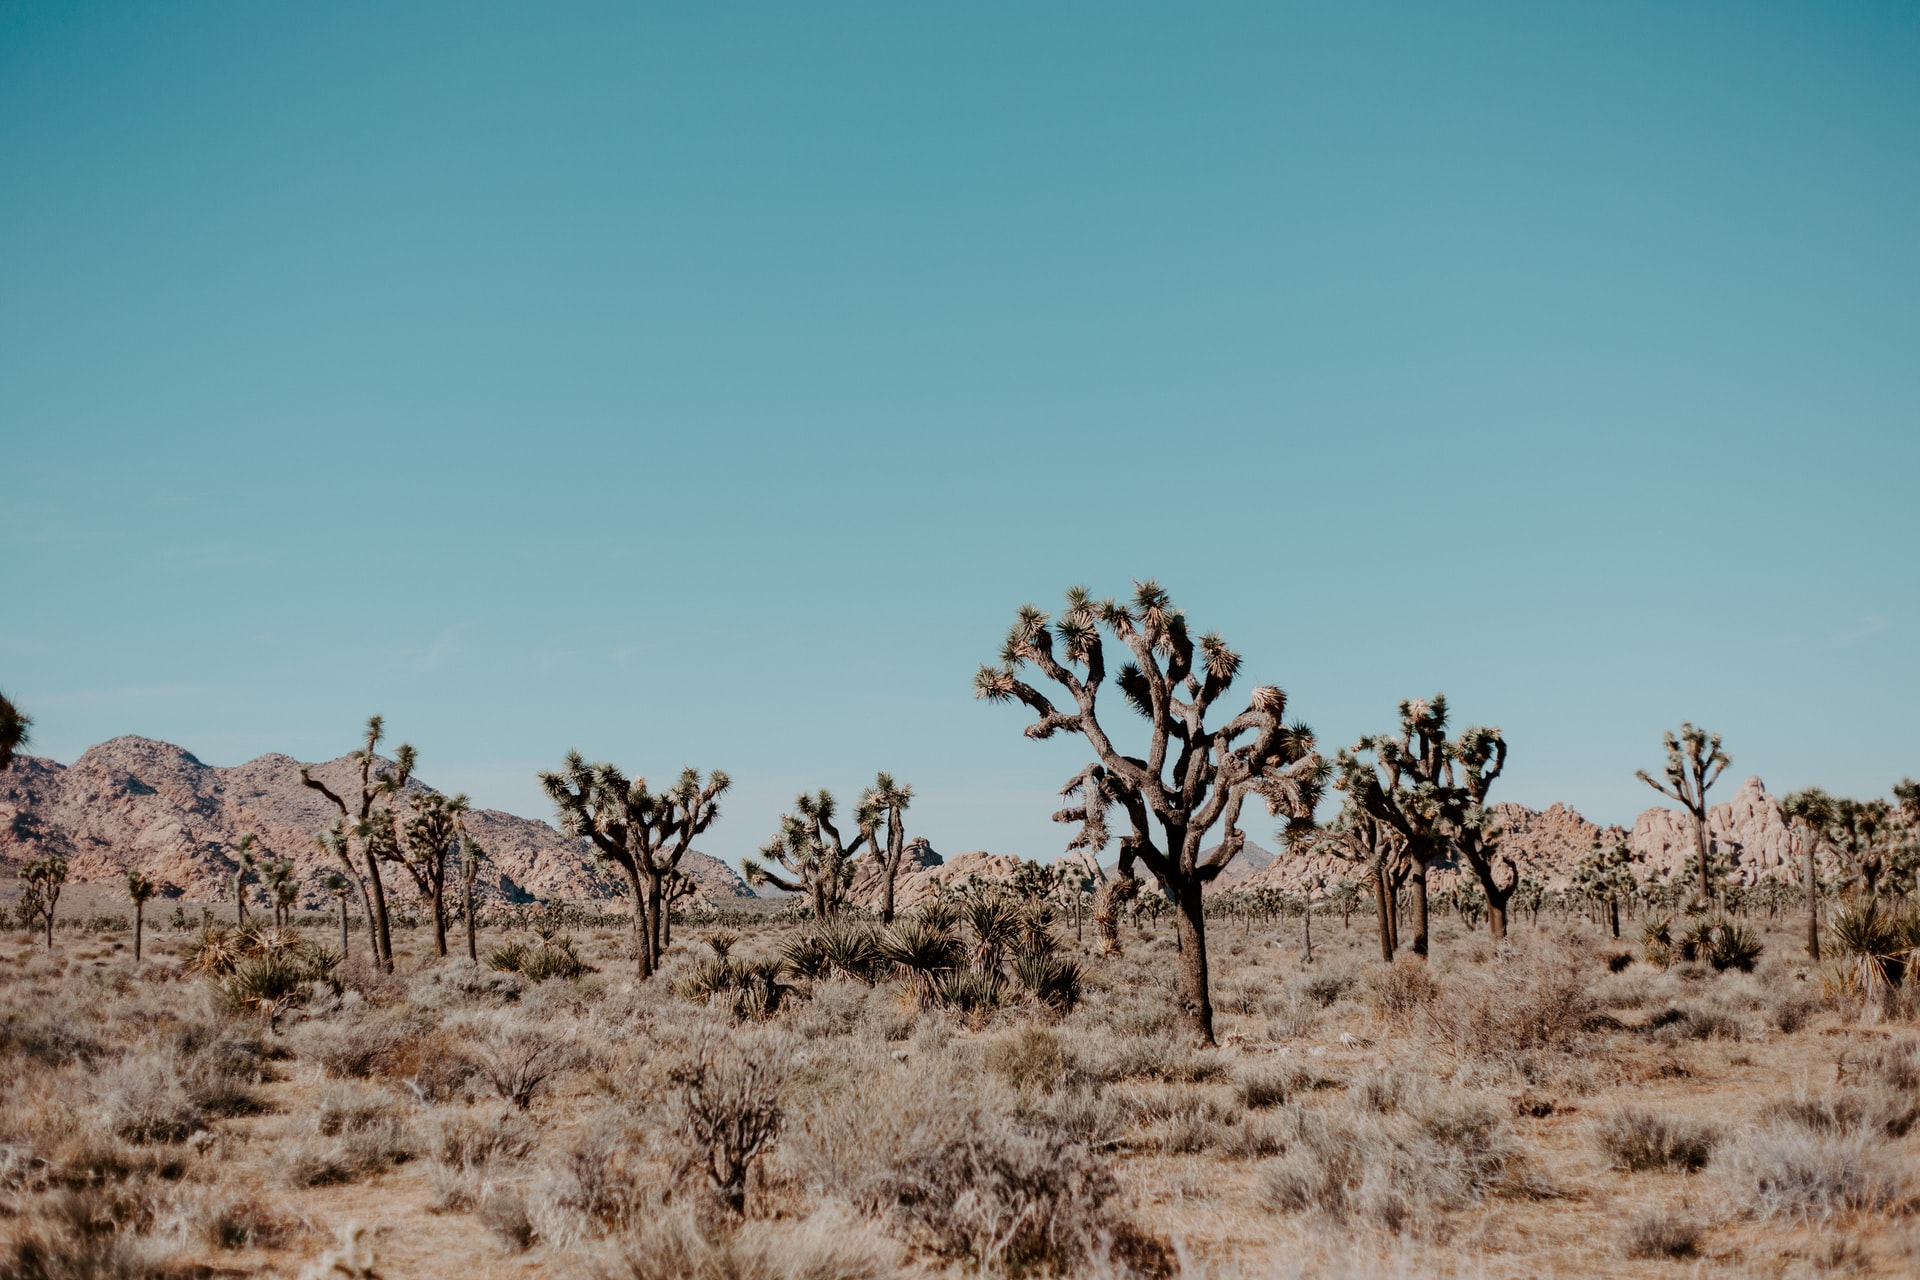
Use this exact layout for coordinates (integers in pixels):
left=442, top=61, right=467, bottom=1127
left=6, top=3, right=1915, bottom=870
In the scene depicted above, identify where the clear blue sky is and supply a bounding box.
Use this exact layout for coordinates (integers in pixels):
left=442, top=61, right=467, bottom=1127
left=4, top=2, right=1915, bottom=870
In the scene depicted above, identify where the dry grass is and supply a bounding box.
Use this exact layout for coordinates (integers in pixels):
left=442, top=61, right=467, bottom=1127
left=0, top=906, right=1917, bottom=1278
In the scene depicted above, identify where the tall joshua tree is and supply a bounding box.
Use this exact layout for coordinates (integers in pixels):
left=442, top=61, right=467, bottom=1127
left=975, top=582, right=1324, bottom=1045
left=301, top=716, right=416, bottom=971
left=458, top=836, right=486, bottom=962
left=1449, top=724, right=1517, bottom=941
left=126, top=868, right=155, bottom=961
left=398, top=790, right=468, bottom=957
left=744, top=789, right=873, bottom=919
left=1300, top=796, right=1406, bottom=962
left=21, top=856, right=66, bottom=949
left=1635, top=723, right=1730, bottom=906
left=1335, top=697, right=1460, bottom=959
left=324, top=871, right=353, bottom=958
left=0, top=690, right=30, bottom=772
left=1782, top=787, right=1834, bottom=961
left=859, top=773, right=915, bottom=923
left=540, top=757, right=730, bottom=978
left=230, top=834, right=258, bottom=928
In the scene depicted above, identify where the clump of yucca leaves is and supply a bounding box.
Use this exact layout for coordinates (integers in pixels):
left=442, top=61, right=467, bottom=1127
left=485, top=931, right=591, bottom=982
left=1822, top=898, right=1920, bottom=998
left=185, top=923, right=341, bottom=1015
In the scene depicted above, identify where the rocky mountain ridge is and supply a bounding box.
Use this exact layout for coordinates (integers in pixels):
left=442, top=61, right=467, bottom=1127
left=0, top=737, right=753, bottom=909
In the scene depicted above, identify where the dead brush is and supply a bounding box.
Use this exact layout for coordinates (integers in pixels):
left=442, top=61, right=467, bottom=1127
left=1593, top=1106, right=1720, bottom=1172
left=1422, top=950, right=1597, bottom=1061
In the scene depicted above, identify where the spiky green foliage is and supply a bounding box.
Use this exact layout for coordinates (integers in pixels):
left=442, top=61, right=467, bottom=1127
left=394, top=789, right=468, bottom=956
left=0, top=689, right=30, bottom=772
left=1013, top=953, right=1083, bottom=1010
left=858, top=772, right=916, bottom=923
left=976, top=581, right=1323, bottom=1044
left=813, top=920, right=880, bottom=983
left=877, top=917, right=963, bottom=1007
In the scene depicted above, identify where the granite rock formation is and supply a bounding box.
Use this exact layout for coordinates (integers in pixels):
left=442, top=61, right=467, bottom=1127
left=0, top=737, right=752, bottom=909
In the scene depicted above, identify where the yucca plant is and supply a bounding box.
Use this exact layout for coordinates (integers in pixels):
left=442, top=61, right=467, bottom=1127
left=778, top=934, right=828, bottom=980
left=679, top=955, right=741, bottom=1003
left=877, top=918, right=963, bottom=1008
left=1703, top=917, right=1762, bottom=972
left=964, top=895, right=1021, bottom=972
left=1013, top=953, right=1082, bottom=1011
left=485, top=941, right=530, bottom=974
left=1642, top=915, right=1674, bottom=970
left=937, top=967, right=1003, bottom=1015
left=184, top=923, right=253, bottom=975
left=518, top=938, right=590, bottom=982
left=1016, top=900, right=1059, bottom=957
left=815, top=920, right=880, bottom=984
left=916, top=901, right=959, bottom=933
left=1827, top=898, right=1910, bottom=993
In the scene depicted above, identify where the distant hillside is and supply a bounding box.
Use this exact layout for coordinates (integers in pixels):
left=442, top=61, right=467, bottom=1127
left=0, top=736, right=753, bottom=908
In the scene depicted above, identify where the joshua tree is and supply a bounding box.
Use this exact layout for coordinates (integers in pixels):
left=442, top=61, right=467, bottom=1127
left=1782, top=787, right=1834, bottom=960
left=1335, top=696, right=1466, bottom=959
left=0, top=690, right=30, bottom=772
left=659, top=866, right=699, bottom=948
left=459, top=836, right=486, bottom=962
left=1448, top=725, right=1519, bottom=941
left=857, top=773, right=916, bottom=923
left=271, top=866, right=299, bottom=927
left=744, top=789, right=872, bottom=919
left=230, top=834, right=258, bottom=928
left=540, top=756, right=730, bottom=978
left=1298, top=795, right=1406, bottom=961
left=1826, top=796, right=1898, bottom=900
left=21, top=855, right=66, bottom=948
left=1572, top=841, right=1639, bottom=938
left=1635, top=723, right=1731, bottom=906
left=301, top=716, right=416, bottom=970
left=125, top=868, right=155, bottom=961
left=975, top=581, right=1324, bottom=1045
left=324, top=871, right=353, bottom=958
left=398, top=790, right=468, bottom=957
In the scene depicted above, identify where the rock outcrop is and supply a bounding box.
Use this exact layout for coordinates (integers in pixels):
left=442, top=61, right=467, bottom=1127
left=847, top=837, right=944, bottom=909
left=0, top=737, right=753, bottom=908
left=1629, top=776, right=1798, bottom=885
left=889, top=851, right=1026, bottom=911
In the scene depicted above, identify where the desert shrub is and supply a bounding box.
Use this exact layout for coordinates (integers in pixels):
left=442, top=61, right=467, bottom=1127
left=427, top=1105, right=541, bottom=1169
left=986, top=1026, right=1068, bottom=1093
left=459, top=1012, right=580, bottom=1110
left=1720, top=1123, right=1903, bottom=1221
left=93, top=1056, right=203, bottom=1145
left=1299, top=969, right=1356, bottom=1008
left=1699, top=918, right=1762, bottom=973
left=1593, top=1106, right=1719, bottom=1172
left=1373, top=957, right=1439, bottom=1022
left=534, top=1109, right=664, bottom=1239
left=291, top=1009, right=420, bottom=1080
left=1264, top=1089, right=1523, bottom=1234
left=1646, top=1005, right=1742, bottom=1043
left=1426, top=952, right=1595, bottom=1059
left=1761, top=1086, right=1920, bottom=1140
left=479, top=1185, right=536, bottom=1251
left=603, top=1209, right=899, bottom=1280
left=408, top=959, right=525, bottom=1008
left=670, top=1035, right=787, bottom=1214
left=1623, top=1211, right=1701, bottom=1259
left=281, top=1083, right=415, bottom=1186
left=1071, top=1033, right=1229, bottom=1085
left=1771, top=990, right=1823, bottom=1034
left=1237, top=1065, right=1293, bottom=1110
left=167, top=1186, right=292, bottom=1251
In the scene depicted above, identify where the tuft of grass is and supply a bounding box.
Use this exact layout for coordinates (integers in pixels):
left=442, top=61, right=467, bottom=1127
left=1624, top=1212, right=1701, bottom=1259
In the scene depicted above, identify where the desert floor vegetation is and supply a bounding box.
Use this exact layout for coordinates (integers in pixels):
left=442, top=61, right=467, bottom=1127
left=1, top=902, right=1917, bottom=1280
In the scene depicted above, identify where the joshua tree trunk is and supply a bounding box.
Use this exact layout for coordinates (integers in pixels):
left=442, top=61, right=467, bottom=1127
left=1094, top=868, right=1138, bottom=956
left=1301, top=905, right=1313, bottom=963
left=1804, top=840, right=1821, bottom=961
left=430, top=880, right=447, bottom=957
left=1171, top=882, right=1214, bottom=1037
left=1409, top=860, right=1430, bottom=958
left=464, top=887, right=476, bottom=961
left=365, top=860, right=393, bottom=967
left=1373, top=872, right=1395, bottom=961
left=626, top=864, right=653, bottom=980
left=339, top=895, right=351, bottom=957
left=133, top=901, right=144, bottom=961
